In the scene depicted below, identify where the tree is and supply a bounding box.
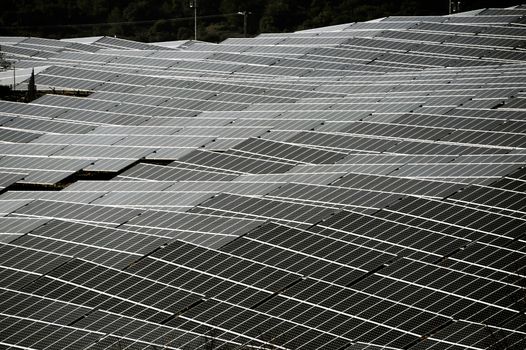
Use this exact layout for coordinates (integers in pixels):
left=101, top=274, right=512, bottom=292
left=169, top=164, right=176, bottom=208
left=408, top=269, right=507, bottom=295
left=0, top=49, right=12, bottom=70
left=26, top=68, right=36, bottom=102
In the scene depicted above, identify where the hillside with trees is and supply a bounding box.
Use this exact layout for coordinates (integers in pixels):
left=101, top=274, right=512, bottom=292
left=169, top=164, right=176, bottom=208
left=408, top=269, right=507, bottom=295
left=0, top=0, right=522, bottom=42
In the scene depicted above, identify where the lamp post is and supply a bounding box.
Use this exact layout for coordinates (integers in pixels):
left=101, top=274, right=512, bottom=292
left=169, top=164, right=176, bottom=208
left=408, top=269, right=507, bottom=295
left=449, top=0, right=461, bottom=14
left=237, top=11, right=251, bottom=38
left=190, top=0, right=197, bottom=40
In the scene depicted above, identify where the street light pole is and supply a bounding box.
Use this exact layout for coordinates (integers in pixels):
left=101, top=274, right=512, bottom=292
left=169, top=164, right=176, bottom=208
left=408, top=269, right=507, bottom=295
left=190, top=0, right=197, bottom=40
left=449, top=0, right=461, bottom=14
left=237, top=11, right=251, bottom=38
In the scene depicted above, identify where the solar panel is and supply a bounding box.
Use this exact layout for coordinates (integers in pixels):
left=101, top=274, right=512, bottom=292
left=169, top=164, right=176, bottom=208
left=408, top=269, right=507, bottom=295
left=1, top=6, right=526, bottom=350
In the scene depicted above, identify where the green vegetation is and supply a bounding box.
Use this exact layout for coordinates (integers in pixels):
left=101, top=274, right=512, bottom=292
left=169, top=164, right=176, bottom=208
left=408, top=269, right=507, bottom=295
left=0, top=0, right=522, bottom=42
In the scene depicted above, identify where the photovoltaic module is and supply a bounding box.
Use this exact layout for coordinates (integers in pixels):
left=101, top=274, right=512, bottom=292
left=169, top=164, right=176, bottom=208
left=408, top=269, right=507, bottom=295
left=0, top=5, right=525, bottom=350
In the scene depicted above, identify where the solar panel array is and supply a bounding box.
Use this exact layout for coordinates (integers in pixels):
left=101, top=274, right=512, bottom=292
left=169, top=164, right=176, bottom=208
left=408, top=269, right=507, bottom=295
left=1, top=6, right=526, bottom=350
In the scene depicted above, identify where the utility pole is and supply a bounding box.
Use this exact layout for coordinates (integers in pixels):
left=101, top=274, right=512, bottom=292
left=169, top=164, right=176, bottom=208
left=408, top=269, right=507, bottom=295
left=190, top=0, right=197, bottom=40
left=237, top=11, right=251, bottom=38
left=13, top=62, right=15, bottom=91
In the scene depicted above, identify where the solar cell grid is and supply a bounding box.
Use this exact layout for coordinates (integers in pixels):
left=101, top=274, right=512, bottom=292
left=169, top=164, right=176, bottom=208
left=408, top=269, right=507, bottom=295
left=221, top=222, right=393, bottom=284
left=3, top=116, right=95, bottom=134
left=382, top=197, right=526, bottom=244
left=12, top=199, right=144, bottom=226
left=0, top=288, right=91, bottom=325
left=261, top=280, right=424, bottom=347
left=0, top=172, right=26, bottom=191
left=331, top=173, right=463, bottom=198
left=178, top=149, right=295, bottom=174
left=448, top=184, right=526, bottom=215
left=19, top=257, right=203, bottom=321
left=195, top=193, right=337, bottom=225
left=122, top=210, right=263, bottom=250
left=318, top=209, right=471, bottom=261
left=0, top=191, right=105, bottom=205
left=118, top=163, right=239, bottom=181
left=286, top=131, right=400, bottom=153
left=441, top=242, right=526, bottom=284
left=0, top=315, right=104, bottom=350
left=1, top=7, right=526, bottom=350
left=266, top=182, right=401, bottom=210
left=231, top=137, right=347, bottom=164
left=0, top=243, right=72, bottom=276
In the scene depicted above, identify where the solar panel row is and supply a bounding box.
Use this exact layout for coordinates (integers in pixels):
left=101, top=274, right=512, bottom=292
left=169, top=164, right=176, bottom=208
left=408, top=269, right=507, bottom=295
left=1, top=5, right=526, bottom=350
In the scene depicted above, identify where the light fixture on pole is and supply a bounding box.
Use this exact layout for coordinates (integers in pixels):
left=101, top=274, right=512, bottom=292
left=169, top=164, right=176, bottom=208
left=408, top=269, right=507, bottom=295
left=189, top=0, right=197, bottom=40
left=237, top=11, right=251, bottom=38
left=449, top=0, right=461, bottom=14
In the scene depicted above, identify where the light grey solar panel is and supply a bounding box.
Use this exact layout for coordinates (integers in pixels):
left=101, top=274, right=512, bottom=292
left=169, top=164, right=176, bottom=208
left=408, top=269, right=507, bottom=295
left=482, top=26, right=526, bottom=37
left=30, top=134, right=125, bottom=145
left=165, top=180, right=282, bottom=196
left=51, top=145, right=154, bottom=164
left=144, top=147, right=198, bottom=160
left=391, top=163, right=517, bottom=184
left=0, top=191, right=104, bottom=204
left=445, top=34, right=523, bottom=49
left=377, top=30, right=450, bottom=43
left=383, top=16, right=446, bottom=23
left=33, top=94, right=119, bottom=110
left=2, top=8, right=526, bottom=350
left=88, top=125, right=179, bottom=135
left=0, top=172, right=27, bottom=190
left=0, top=156, right=94, bottom=185
left=175, top=127, right=265, bottom=140
left=413, top=22, right=486, bottom=34
left=57, top=109, right=149, bottom=125
left=338, top=153, right=455, bottom=164
left=114, top=135, right=214, bottom=148
left=0, top=127, right=42, bottom=143
left=92, top=191, right=214, bottom=210
left=1, top=44, right=44, bottom=59
left=118, top=163, right=239, bottom=182
left=51, top=51, right=116, bottom=64
left=35, top=74, right=101, bottom=90
left=295, top=22, right=353, bottom=32
left=207, top=52, right=278, bottom=66
left=63, top=180, right=173, bottom=192
left=244, top=45, right=314, bottom=55
left=13, top=199, right=143, bottom=226
left=0, top=199, right=33, bottom=215
left=95, top=36, right=169, bottom=50
left=0, top=36, right=27, bottom=44
left=3, top=116, right=94, bottom=134
left=19, top=171, right=79, bottom=185
left=0, top=217, right=49, bottom=243
left=449, top=16, right=520, bottom=24
left=89, top=91, right=169, bottom=105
